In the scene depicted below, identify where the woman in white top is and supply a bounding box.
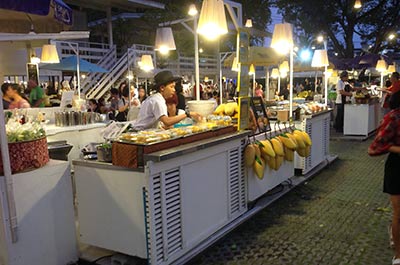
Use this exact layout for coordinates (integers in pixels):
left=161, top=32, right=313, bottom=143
left=132, top=71, right=201, bottom=130
left=334, top=71, right=353, bottom=133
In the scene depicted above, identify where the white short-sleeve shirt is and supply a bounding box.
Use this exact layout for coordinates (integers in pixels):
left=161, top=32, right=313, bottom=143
left=335, top=79, right=349, bottom=104
left=131, top=93, right=167, bottom=130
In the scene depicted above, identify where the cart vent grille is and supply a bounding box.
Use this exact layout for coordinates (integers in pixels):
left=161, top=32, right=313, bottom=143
left=228, top=145, right=247, bottom=217
left=164, top=168, right=182, bottom=257
left=305, top=123, right=312, bottom=170
left=323, top=117, right=329, bottom=156
left=151, top=174, right=164, bottom=263
left=240, top=139, right=247, bottom=209
left=150, top=168, right=183, bottom=264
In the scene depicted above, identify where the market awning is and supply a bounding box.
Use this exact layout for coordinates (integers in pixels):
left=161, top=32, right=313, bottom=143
left=0, top=0, right=72, bottom=33
left=224, top=47, right=285, bottom=67
left=40, top=55, right=109, bottom=73
left=63, top=0, right=165, bottom=11
left=348, top=53, right=393, bottom=69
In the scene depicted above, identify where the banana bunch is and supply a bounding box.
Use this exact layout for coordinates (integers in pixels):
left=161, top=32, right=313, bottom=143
left=214, top=102, right=239, bottom=118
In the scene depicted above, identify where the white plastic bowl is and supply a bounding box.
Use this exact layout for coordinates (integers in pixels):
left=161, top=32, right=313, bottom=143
left=186, top=100, right=215, bottom=118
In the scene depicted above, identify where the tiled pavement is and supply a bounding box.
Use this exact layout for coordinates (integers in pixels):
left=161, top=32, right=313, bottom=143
left=187, top=139, right=394, bottom=265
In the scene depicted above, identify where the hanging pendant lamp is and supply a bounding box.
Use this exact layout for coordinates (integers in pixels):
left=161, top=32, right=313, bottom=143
left=155, top=27, right=176, bottom=55
left=197, top=0, right=228, bottom=41
left=41, top=44, right=60, bottom=63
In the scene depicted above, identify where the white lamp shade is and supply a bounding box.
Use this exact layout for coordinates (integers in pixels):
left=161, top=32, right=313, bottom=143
left=245, top=19, right=253, bottom=28
left=271, top=68, right=279, bottom=78
left=387, top=64, right=396, bottom=73
left=354, top=0, right=362, bottom=8
left=204, top=76, right=209, bottom=82
left=280, top=71, right=287, bottom=78
left=311, top=49, right=329, bottom=67
left=197, top=0, right=228, bottom=41
left=249, top=64, right=255, bottom=75
left=140, top=55, right=154, bottom=72
left=271, top=23, right=294, bottom=54
left=279, top=61, right=289, bottom=73
left=155, top=27, right=176, bottom=54
left=231, top=57, right=239, bottom=72
left=41, top=44, right=59, bottom=63
left=376, top=59, right=387, bottom=72
left=188, top=4, right=198, bottom=16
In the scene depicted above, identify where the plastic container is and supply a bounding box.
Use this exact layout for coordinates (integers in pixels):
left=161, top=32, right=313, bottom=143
left=186, top=100, right=215, bottom=118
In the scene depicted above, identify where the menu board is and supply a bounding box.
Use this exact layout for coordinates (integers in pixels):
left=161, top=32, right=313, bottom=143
left=250, top=97, right=270, bottom=132
left=26, top=63, right=39, bottom=85
left=238, top=64, right=249, bottom=97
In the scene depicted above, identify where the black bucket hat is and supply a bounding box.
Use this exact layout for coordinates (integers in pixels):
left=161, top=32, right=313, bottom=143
left=340, top=71, right=348, bottom=78
left=153, top=71, right=180, bottom=90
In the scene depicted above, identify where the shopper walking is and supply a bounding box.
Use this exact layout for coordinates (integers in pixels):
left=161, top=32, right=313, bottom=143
left=368, top=90, right=400, bottom=265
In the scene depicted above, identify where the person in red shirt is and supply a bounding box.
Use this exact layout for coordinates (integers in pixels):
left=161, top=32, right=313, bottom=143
left=369, top=90, right=400, bottom=264
left=382, top=72, right=400, bottom=114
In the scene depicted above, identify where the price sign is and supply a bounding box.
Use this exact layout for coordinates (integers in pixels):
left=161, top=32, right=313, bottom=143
left=250, top=97, right=270, bottom=132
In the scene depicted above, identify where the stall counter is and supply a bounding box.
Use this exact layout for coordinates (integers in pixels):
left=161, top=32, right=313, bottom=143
left=344, top=100, right=381, bottom=137
left=294, top=110, right=332, bottom=175
left=0, top=160, right=77, bottom=265
left=46, top=123, right=106, bottom=162
left=73, top=131, right=249, bottom=265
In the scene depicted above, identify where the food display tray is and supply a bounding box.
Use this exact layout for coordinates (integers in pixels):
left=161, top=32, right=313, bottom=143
left=112, top=126, right=236, bottom=168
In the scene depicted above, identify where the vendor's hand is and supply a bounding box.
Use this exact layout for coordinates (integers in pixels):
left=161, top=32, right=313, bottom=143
left=190, top=111, right=202, bottom=122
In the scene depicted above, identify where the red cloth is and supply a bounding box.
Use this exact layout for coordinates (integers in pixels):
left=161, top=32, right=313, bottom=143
left=368, top=108, right=400, bottom=156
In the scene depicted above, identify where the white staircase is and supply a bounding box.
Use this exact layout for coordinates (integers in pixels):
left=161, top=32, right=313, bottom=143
left=85, top=44, right=156, bottom=99
left=80, top=46, right=117, bottom=94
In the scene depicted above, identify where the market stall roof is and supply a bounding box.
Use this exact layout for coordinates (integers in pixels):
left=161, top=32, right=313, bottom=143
left=64, top=0, right=165, bottom=11
left=0, top=0, right=73, bottom=33
left=348, top=53, right=394, bottom=69
left=0, top=31, right=90, bottom=48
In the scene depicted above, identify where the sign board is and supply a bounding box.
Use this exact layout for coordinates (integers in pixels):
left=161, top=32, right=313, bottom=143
left=26, top=63, right=39, bottom=85
left=238, top=96, right=249, bottom=131
left=238, top=64, right=249, bottom=97
left=250, top=97, right=270, bottom=132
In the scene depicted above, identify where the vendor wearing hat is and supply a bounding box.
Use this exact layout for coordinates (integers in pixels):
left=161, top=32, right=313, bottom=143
left=334, top=71, right=353, bottom=133
left=131, top=70, right=202, bottom=130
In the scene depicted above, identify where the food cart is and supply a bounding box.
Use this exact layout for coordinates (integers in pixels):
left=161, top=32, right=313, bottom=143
left=344, top=97, right=381, bottom=137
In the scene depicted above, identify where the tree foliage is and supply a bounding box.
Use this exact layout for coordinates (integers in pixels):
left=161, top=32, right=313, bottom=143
left=274, top=0, right=400, bottom=58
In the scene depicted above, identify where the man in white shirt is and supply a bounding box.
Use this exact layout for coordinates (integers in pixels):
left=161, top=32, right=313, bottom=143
left=132, top=71, right=201, bottom=130
left=334, top=71, right=353, bottom=133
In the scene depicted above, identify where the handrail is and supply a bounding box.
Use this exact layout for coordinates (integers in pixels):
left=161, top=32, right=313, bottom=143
left=81, top=45, right=117, bottom=94
left=85, top=45, right=156, bottom=99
